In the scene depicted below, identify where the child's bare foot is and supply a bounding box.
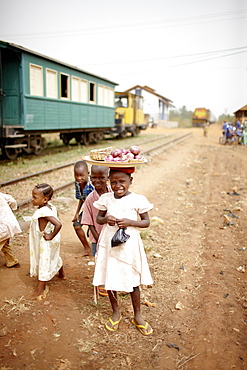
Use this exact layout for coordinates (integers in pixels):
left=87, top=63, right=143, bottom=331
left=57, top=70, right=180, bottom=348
left=28, top=285, right=49, bottom=300
left=36, top=285, right=49, bottom=301
left=28, top=281, right=47, bottom=300
left=58, top=266, right=66, bottom=280
left=28, top=290, right=43, bottom=300
left=81, top=249, right=91, bottom=257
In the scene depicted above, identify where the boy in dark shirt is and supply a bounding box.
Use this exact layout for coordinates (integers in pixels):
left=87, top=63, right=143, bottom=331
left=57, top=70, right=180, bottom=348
left=72, top=161, right=94, bottom=256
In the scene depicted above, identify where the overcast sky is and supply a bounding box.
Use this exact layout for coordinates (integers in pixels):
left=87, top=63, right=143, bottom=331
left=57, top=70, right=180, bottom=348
left=0, top=0, right=246, bottom=118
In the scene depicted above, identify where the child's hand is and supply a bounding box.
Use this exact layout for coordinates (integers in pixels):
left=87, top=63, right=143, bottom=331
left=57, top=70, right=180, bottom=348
left=107, top=215, right=117, bottom=226
left=72, top=214, right=78, bottom=222
left=116, top=218, right=131, bottom=228
left=43, top=232, right=53, bottom=241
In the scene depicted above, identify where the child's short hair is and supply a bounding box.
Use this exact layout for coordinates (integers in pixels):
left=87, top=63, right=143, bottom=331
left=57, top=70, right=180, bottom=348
left=74, top=160, right=88, bottom=172
left=91, top=165, right=109, bottom=175
left=35, top=183, right=54, bottom=200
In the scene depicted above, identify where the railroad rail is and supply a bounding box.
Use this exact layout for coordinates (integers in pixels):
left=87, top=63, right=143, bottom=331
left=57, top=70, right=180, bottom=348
left=1, top=132, right=192, bottom=208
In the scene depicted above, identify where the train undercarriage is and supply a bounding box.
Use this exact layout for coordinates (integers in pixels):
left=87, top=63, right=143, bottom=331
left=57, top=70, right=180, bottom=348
left=1, top=123, right=145, bottom=160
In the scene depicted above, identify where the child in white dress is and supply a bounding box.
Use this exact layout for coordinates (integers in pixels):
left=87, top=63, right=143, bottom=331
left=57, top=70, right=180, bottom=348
left=0, top=192, right=21, bottom=267
left=93, top=167, right=153, bottom=335
left=29, top=183, right=65, bottom=300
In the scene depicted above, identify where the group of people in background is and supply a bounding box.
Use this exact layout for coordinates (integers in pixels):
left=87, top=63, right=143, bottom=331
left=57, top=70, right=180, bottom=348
left=222, top=119, right=247, bottom=145
left=0, top=160, right=154, bottom=336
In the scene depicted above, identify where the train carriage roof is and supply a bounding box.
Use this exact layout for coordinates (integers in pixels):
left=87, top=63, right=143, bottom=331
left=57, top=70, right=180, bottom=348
left=0, top=40, right=118, bottom=86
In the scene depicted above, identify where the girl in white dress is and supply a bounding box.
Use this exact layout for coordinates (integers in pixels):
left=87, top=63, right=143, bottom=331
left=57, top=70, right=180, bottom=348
left=29, top=183, right=65, bottom=300
left=93, top=167, right=153, bottom=335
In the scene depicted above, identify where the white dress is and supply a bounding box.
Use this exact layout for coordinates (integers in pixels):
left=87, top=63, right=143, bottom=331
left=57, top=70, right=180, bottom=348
left=0, top=192, right=22, bottom=243
left=93, top=192, right=153, bottom=292
left=29, top=203, right=62, bottom=281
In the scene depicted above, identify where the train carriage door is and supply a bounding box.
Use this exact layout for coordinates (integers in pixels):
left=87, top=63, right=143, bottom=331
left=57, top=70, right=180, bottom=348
left=0, top=48, right=21, bottom=127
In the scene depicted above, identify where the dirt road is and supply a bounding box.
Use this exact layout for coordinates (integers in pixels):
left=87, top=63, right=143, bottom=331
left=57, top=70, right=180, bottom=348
left=0, top=125, right=246, bottom=369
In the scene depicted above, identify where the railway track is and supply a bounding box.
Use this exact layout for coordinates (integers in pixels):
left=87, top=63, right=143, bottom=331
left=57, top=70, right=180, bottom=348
left=0, top=132, right=192, bottom=209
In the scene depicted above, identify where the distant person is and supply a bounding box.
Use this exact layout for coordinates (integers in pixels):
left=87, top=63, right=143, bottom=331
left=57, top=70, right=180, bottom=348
left=115, top=99, right=123, bottom=108
left=0, top=192, right=21, bottom=268
left=81, top=164, right=111, bottom=296
left=222, top=121, right=228, bottom=133
left=72, top=161, right=94, bottom=256
left=222, top=121, right=233, bottom=141
left=235, top=119, right=242, bottom=139
left=202, top=122, right=209, bottom=137
left=29, top=183, right=65, bottom=300
left=226, top=122, right=234, bottom=140
left=241, top=121, right=247, bottom=145
left=93, top=167, right=153, bottom=335
left=236, top=119, right=241, bottom=129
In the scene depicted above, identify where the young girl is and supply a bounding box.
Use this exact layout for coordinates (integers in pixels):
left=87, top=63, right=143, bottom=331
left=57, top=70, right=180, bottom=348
left=93, top=167, right=153, bottom=335
left=29, top=183, right=65, bottom=300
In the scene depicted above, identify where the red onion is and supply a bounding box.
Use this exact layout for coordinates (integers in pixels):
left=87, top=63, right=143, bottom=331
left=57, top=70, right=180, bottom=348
left=130, top=146, right=140, bottom=155
left=111, top=149, right=122, bottom=158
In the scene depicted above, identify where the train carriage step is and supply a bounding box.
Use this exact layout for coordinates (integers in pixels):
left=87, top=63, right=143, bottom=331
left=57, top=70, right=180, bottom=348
left=8, top=134, right=25, bottom=138
left=4, top=144, right=27, bottom=148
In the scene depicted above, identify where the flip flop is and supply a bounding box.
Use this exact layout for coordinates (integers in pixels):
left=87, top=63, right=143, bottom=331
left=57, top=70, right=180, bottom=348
left=97, top=286, right=108, bottom=297
left=131, top=319, right=153, bottom=336
left=105, top=316, right=122, bottom=332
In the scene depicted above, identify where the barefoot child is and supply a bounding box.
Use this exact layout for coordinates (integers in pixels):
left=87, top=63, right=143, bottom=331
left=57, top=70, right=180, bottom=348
left=93, top=167, right=153, bottom=335
left=81, top=165, right=111, bottom=296
left=0, top=192, right=21, bottom=267
left=72, top=161, right=94, bottom=256
left=29, top=183, right=65, bottom=300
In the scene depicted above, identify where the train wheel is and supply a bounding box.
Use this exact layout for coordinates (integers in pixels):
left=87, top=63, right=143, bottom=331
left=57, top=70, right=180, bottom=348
left=135, top=127, right=140, bottom=135
left=33, top=137, right=46, bottom=155
left=3, top=147, right=18, bottom=160
left=89, top=132, right=99, bottom=144
left=118, top=130, right=127, bottom=139
left=81, top=133, right=90, bottom=146
left=61, top=134, right=70, bottom=146
left=97, top=132, right=104, bottom=141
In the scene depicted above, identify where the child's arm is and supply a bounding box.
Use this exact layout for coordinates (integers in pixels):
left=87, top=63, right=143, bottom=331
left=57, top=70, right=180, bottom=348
left=116, top=212, right=150, bottom=229
left=72, top=199, right=84, bottom=222
left=39, top=216, right=62, bottom=241
left=88, top=225, right=99, bottom=241
left=2, top=193, right=18, bottom=210
left=96, top=210, right=116, bottom=226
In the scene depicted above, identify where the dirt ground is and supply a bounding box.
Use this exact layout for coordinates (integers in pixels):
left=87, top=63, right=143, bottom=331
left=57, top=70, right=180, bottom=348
left=0, top=125, right=247, bottom=370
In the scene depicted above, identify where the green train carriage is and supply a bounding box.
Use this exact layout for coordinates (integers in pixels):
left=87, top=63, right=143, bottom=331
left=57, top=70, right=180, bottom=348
left=0, top=40, right=117, bottom=159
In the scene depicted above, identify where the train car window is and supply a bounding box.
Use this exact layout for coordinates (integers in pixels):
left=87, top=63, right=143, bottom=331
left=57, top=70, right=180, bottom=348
left=98, top=85, right=104, bottom=105
left=89, top=82, right=96, bottom=103
left=46, top=69, right=57, bottom=99
left=72, top=76, right=80, bottom=102
left=109, top=88, right=114, bottom=107
left=115, top=97, right=128, bottom=108
left=104, top=87, right=109, bottom=106
left=98, top=85, right=114, bottom=107
left=60, top=73, right=70, bottom=99
left=80, top=79, right=88, bottom=103
left=30, top=64, right=43, bottom=96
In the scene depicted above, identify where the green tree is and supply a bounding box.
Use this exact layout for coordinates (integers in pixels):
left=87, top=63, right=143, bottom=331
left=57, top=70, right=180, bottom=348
left=218, top=113, right=234, bottom=123
left=169, top=106, right=193, bottom=127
